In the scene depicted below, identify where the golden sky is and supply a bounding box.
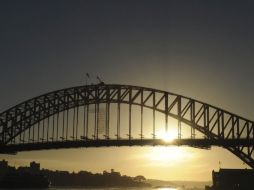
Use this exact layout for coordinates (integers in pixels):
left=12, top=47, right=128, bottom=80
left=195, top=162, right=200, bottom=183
left=1, top=145, right=249, bottom=181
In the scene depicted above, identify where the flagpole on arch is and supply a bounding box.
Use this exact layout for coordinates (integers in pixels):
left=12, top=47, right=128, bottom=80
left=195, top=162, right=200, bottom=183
left=85, top=73, right=90, bottom=86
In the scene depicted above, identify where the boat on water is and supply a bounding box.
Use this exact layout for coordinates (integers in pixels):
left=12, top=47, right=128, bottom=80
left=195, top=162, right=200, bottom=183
left=0, top=172, right=50, bottom=188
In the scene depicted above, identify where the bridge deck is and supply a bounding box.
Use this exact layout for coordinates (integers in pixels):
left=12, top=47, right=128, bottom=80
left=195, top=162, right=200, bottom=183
left=0, top=139, right=252, bottom=154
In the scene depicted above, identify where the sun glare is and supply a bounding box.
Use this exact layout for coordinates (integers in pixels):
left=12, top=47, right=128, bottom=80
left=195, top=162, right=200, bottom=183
left=145, top=146, right=195, bottom=166
left=157, top=128, right=178, bottom=142
left=144, top=126, right=196, bottom=167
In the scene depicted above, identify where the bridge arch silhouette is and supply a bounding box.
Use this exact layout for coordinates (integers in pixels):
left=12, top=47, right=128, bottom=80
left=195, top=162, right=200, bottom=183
left=0, top=84, right=253, bottom=168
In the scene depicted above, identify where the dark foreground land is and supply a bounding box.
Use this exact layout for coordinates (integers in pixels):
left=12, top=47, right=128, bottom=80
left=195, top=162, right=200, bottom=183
left=42, top=169, right=150, bottom=188
left=0, top=160, right=150, bottom=188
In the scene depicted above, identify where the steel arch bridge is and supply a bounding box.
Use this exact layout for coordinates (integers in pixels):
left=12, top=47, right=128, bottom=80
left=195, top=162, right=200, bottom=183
left=0, top=84, right=254, bottom=167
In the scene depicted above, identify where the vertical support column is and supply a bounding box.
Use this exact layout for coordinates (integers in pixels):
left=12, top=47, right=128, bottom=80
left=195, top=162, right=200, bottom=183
left=236, top=118, right=240, bottom=139
left=206, top=105, right=210, bottom=138
left=22, top=119, right=25, bottom=143
left=16, top=114, right=20, bottom=143
left=141, top=89, right=143, bottom=140
left=30, top=105, right=35, bottom=143
left=47, top=114, right=50, bottom=142
left=73, top=96, right=76, bottom=140
left=7, top=118, right=11, bottom=144
left=221, top=112, right=224, bottom=139
left=62, top=95, right=65, bottom=141
left=247, top=122, right=250, bottom=141
left=28, top=105, right=31, bottom=142
left=93, top=103, right=97, bottom=140
left=129, top=88, right=132, bottom=140
left=106, top=87, right=110, bottom=140
left=17, top=115, right=20, bottom=143
left=191, top=100, right=195, bottom=139
left=252, top=123, right=254, bottom=146
left=30, top=102, right=35, bottom=143
left=178, top=97, right=181, bottom=139
left=74, top=89, right=79, bottom=140
left=42, top=115, right=45, bottom=142
left=83, top=90, right=86, bottom=139
left=251, top=123, right=254, bottom=157
left=5, top=114, right=9, bottom=144
left=232, top=117, right=235, bottom=139
left=247, top=122, right=250, bottom=155
left=0, top=119, right=3, bottom=144
left=94, top=86, right=98, bottom=140
left=165, top=92, right=168, bottom=133
left=96, top=103, right=99, bottom=140
left=86, top=104, right=89, bottom=139
left=32, top=123, right=34, bottom=143
left=52, top=98, right=55, bottom=142
left=13, top=110, right=17, bottom=144
left=217, top=111, right=221, bottom=139
left=37, top=110, right=41, bottom=142
left=1, top=119, right=4, bottom=144
left=203, top=105, right=207, bottom=138
left=11, top=119, right=14, bottom=144
left=56, top=106, right=59, bottom=141
left=76, top=103, right=79, bottom=140
left=153, top=91, right=155, bottom=139
left=106, top=103, right=110, bottom=139
left=46, top=99, right=50, bottom=142
left=66, top=99, right=69, bottom=140
left=117, top=88, right=121, bottom=140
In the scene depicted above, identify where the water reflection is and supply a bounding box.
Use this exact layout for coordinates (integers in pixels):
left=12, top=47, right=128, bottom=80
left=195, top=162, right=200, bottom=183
left=157, top=188, right=177, bottom=190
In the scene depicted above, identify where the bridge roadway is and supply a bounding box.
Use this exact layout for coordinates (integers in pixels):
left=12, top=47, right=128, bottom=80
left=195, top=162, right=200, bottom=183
left=0, top=138, right=252, bottom=154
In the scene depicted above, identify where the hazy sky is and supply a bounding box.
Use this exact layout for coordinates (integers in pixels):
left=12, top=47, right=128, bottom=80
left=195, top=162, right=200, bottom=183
left=1, top=0, right=254, bottom=181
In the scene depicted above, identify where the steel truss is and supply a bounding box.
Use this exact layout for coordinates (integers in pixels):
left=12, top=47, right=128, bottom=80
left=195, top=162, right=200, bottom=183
left=0, top=84, right=253, bottom=167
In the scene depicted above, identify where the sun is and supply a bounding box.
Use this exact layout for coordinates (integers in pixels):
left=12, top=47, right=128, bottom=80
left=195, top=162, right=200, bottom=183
left=162, top=131, right=177, bottom=142
left=157, top=128, right=178, bottom=142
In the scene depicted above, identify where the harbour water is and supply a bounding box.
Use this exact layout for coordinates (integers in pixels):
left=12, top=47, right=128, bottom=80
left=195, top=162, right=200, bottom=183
left=0, top=188, right=178, bottom=190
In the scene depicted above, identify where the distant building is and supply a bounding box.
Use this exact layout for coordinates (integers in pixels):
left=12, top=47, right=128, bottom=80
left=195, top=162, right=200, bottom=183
left=17, top=161, right=40, bottom=174
left=30, top=161, right=40, bottom=173
left=206, top=168, right=254, bottom=190
left=0, top=160, right=8, bottom=170
left=0, top=160, right=9, bottom=176
left=0, top=160, right=15, bottom=178
left=110, top=169, right=121, bottom=177
left=17, top=166, right=30, bottom=173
